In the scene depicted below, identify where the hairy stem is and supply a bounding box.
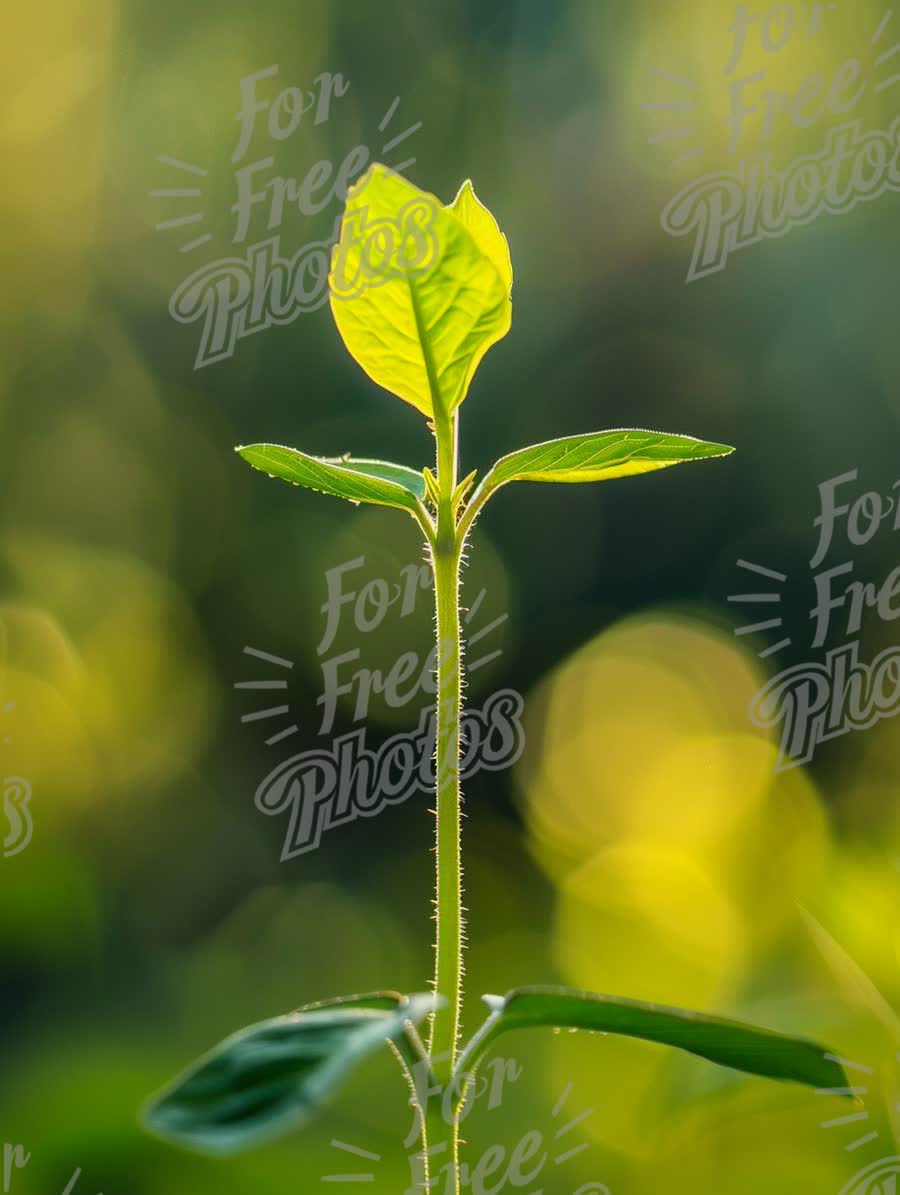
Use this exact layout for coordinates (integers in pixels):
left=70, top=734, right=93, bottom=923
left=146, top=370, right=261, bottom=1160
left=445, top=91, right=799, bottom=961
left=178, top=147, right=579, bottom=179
left=431, top=543, right=463, bottom=1063
left=424, top=407, right=463, bottom=1192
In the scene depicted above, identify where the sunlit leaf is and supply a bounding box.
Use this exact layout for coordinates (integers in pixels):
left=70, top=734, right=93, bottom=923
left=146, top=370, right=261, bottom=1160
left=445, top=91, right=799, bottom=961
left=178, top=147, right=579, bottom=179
left=143, top=992, right=437, bottom=1155
left=236, top=443, right=425, bottom=513
left=328, top=164, right=511, bottom=418
left=479, top=430, right=733, bottom=496
left=446, top=179, right=513, bottom=297
left=456, top=987, right=848, bottom=1093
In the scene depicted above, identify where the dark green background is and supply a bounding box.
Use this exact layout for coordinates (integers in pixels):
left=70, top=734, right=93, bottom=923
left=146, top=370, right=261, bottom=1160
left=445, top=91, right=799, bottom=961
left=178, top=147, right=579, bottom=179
left=1, top=1, right=897, bottom=1192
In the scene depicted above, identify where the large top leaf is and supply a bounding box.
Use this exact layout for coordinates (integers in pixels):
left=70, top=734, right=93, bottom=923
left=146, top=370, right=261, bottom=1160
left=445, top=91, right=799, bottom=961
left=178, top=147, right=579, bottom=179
left=455, top=987, right=848, bottom=1094
left=328, top=164, right=512, bottom=419
left=143, top=992, right=437, bottom=1156
left=236, top=443, right=425, bottom=514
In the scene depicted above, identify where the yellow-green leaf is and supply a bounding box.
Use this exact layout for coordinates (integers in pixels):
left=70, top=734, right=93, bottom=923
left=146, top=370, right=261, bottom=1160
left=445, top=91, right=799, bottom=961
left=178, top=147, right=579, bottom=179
left=446, top=179, right=513, bottom=297
left=466, top=429, right=733, bottom=518
left=328, top=164, right=512, bottom=419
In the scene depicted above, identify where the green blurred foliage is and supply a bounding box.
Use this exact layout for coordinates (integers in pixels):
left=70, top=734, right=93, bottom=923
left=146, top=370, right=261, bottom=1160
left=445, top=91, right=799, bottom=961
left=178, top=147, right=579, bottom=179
left=1, top=0, right=898, bottom=1192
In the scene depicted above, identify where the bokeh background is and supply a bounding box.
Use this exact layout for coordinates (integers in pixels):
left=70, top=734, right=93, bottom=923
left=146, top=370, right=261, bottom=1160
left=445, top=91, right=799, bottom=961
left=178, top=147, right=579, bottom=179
left=2, top=0, right=898, bottom=1192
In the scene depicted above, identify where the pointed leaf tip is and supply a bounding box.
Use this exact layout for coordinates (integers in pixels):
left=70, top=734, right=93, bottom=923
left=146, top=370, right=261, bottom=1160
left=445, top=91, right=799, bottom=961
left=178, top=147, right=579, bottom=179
left=446, top=179, right=513, bottom=297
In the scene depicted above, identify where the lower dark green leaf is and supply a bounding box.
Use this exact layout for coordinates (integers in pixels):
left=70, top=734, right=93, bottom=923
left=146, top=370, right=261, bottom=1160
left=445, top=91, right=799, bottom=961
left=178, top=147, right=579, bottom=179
left=143, top=991, right=437, bottom=1156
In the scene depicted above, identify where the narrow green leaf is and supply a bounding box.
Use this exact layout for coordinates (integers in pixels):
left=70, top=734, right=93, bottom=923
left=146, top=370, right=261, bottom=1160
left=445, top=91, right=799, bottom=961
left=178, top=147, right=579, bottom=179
left=455, top=986, right=848, bottom=1094
left=328, top=164, right=512, bottom=418
left=423, top=466, right=441, bottom=505
left=143, top=992, right=437, bottom=1156
left=236, top=443, right=425, bottom=513
left=484, top=430, right=733, bottom=491
left=799, top=907, right=900, bottom=1039
left=451, top=469, right=478, bottom=512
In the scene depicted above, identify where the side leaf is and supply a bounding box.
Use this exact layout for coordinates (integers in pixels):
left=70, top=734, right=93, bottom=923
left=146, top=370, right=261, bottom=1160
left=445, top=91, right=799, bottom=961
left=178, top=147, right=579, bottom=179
left=237, top=443, right=426, bottom=515
left=328, top=164, right=511, bottom=419
left=476, top=429, right=733, bottom=499
left=454, top=986, right=848, bottom=1095
left=143, top=992, right=437, bottom=1156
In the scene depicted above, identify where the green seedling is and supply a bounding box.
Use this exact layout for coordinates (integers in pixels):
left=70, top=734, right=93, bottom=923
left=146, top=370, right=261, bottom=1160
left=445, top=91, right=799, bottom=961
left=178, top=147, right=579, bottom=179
left=143, top=165, right=847, bottom=1191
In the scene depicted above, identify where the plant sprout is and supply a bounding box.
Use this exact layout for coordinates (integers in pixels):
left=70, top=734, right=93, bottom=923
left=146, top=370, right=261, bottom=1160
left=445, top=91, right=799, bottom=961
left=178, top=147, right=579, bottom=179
left=143, top=165, right=847, bottom=1191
